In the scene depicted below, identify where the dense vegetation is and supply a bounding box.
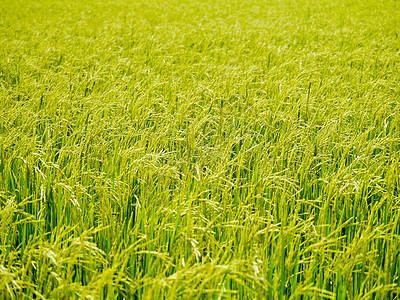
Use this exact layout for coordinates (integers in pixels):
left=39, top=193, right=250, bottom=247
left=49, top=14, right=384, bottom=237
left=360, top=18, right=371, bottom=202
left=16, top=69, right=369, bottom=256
left=1, top=0, right=399, bottom=298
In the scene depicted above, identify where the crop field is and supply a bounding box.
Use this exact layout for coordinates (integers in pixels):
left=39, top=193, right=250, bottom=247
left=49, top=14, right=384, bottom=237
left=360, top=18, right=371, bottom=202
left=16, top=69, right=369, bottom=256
left=1, top=0, right=400, bottom=298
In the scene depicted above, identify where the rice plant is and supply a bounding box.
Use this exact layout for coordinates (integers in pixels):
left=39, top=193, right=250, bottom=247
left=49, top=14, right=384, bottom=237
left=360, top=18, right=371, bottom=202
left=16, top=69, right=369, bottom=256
left=1, top=0, right=399, bottom=298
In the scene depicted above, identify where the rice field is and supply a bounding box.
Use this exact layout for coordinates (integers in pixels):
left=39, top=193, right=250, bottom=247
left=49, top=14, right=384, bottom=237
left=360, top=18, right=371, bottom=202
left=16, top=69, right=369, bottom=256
left=1, top=0, right=400, bottom=298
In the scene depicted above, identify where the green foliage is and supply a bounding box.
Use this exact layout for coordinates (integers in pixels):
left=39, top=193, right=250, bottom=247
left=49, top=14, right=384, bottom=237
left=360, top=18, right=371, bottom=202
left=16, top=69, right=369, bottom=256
left=1, top=0, right=400, bottom=298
